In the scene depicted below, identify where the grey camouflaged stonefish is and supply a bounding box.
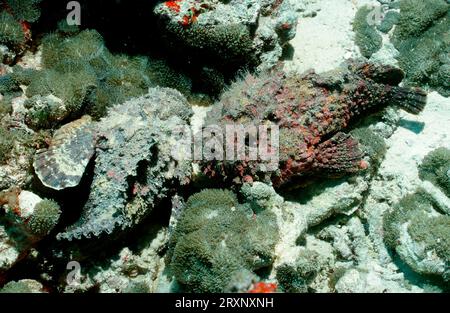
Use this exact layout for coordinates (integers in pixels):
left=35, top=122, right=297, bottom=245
left=32, top=87, right=193, bottom=240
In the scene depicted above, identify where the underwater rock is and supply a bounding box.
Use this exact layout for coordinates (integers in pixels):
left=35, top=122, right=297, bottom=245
left=353, top=5, right=383, bottom=58
left=334, top=267, right=417, bottom=293
left=1, top=188, right=61, bottom=241
left=276, top=249, right=324, bottom=293
left=203, top=59, right=427, bottom=187
left=0, top=188, right=60, bottom=274
left=33, top=115, right=95, bottom=190
left=383, top=189, right=449, bottom=280
left=0, top=279, right=45, bottom=293
left=154, top=0, right=298, bottom=71
left=64, top=229, right=168, bottom=293
left=52, top=87, right=193, bottom=240
left=418, top=147, right=450, bottom=197
left=167, top=189, right=279, bottom=292
left=24, top=94, right=69, bottom=130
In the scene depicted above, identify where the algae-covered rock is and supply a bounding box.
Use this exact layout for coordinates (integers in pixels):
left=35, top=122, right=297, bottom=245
left=154, top=0, right=298, bottom=72
left=0, top=279, right=45, bottom=293
left=353, top=5, right=383, bottom=58
left=377, top=11, right=400, bottom=34
left=168, top=189, right=279, bottom=292
left=393, top=0, right=449, bottom=96
left=383, top=189, right=450, bottom=280
left=276, top=249, right=323, bottom=293
left=418, top=147, right=450, bottom=197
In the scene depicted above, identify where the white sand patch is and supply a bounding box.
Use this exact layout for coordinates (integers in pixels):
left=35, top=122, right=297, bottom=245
left=284, top=0, right=379, bottom=74
left=379, top=92, right=450, bottom=196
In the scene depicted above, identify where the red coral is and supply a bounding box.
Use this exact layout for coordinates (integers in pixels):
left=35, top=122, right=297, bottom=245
left=248, top=282, right=277, bottom=293
left=165, top=0, right=181, bottom=13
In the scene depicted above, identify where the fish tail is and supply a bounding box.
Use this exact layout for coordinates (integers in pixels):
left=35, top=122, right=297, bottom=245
left=392, top=86, right=427, bottom=115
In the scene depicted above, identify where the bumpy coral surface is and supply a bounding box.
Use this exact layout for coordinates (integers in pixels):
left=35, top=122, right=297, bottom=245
left=203, top=60, right=427, bottom=186
left=167, top=189, right=279, bottom=292
left=393, top=0, right=449, bottom=96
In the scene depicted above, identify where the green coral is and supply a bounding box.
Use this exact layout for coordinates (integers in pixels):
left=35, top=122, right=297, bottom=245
left=162, top=23, right=255, bottom=65
left=0, top=126, right=14, bottom=164
left=0, top=95, right=13, bottom=117
left=377, top=11, right=400, bottom=33
left=393, top=0, right=449, bottom=96
left=393, top=0, right=448, bottom=40
left=19, top=29, right=192, bottom=125
left=146, top=59, right=192, bottom=96
left=419, top=147, right=450, bottom=196
left=168, top=189, right=279, bottom=292
left=0, top=74, right=21, bottom=94
left=383, top=189, right=433, bottom=249
left=0, top=281, right=34, bottom=293
left=27, top=199, right=61, bottom=237
left=6, top=0, right=42, bottom=23
left=353, top=6, right=383, bottom=58
left=408, top=214, right=450, bottom=261
left=0, top=11, right=25, bottom=47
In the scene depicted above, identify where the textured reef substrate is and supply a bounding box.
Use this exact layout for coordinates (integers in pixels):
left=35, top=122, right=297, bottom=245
left=0, top=0, right=449, bottom=293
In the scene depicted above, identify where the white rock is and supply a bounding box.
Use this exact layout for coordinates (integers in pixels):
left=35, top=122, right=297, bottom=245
left=18, top=190, right=43, bottom=219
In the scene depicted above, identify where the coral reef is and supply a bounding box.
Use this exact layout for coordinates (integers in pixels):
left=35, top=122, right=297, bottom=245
left=353, top=5, right=383, bottom=58
left=63, top=228, right=168, bottom=293
left=1, top=188, right=61, bottom=242
left=154, top=0, right=298, bottom=72
left=4, top=0, right=42, bottom=23
left=392, top=0, right=449, bottom=96
left=202, top=59, right=426, bottom=187
left=0, top=188, right=61, bottom=276
left=1, top=0, right=449, bottom=295
left=393, top=0, right=448, bottom=40
left=1, top=29, right=193, bottom=132
left=167, top=189, right=279, bottom=292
